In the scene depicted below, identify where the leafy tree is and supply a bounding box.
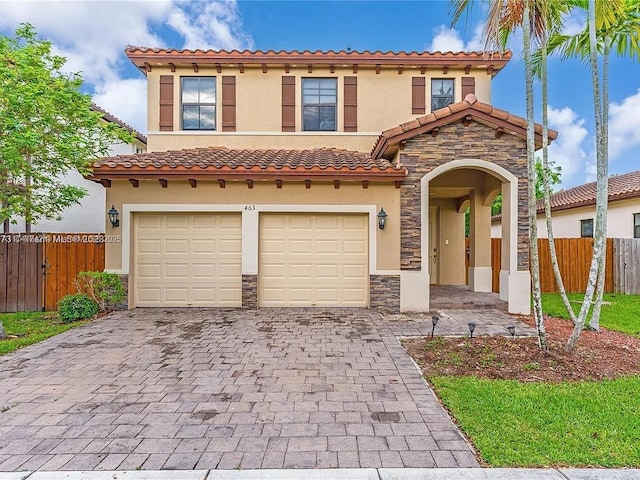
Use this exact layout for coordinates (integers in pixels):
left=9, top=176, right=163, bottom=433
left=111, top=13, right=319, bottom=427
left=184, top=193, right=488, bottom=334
left=0, top=23, right=132, bottom=232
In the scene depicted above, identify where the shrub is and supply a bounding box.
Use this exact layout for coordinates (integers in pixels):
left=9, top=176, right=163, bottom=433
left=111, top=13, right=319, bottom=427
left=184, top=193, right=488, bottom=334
left=58, top=294, right=99, bottom=323
left=76, top=271, right=125, bottom=311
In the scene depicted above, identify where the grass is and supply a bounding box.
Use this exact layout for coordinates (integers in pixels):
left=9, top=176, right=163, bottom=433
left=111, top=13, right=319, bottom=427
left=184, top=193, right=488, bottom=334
left=0, top=312, right=86, bottom=356
left=542, top=293, right=640, bottom=337
left=431, top=375, right=640, bottom=467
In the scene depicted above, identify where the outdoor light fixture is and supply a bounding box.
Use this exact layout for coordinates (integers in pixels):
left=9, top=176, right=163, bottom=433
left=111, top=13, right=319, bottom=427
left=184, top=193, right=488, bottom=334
left=108, top=205, right=120, bottom=228
left=507, top=325, right=516, bottom=338
left=431, top=315, right=439, bottom=337
left=377, top=207, right=388, bottom=230
left=468, top=322, right=477, bottom=338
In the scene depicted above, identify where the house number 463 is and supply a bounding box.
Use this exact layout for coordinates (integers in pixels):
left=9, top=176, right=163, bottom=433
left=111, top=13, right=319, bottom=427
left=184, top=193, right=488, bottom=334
left=244, top=205, right=256, bottom=211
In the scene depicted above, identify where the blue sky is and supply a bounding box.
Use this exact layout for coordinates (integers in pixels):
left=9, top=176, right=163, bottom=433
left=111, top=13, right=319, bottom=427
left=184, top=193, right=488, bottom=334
left=2, top=0, right=639, bottom=189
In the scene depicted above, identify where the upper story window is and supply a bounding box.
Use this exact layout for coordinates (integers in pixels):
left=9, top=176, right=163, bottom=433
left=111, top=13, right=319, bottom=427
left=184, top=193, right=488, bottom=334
left=431, top=78, right=454, bottom=111
left=302, top=78, right=337, bottom=131
left=181, top=77, right=216, bottom=130
left=580, top=219, right=594, bottom=238
left=634, top=213, right=640, bottom=238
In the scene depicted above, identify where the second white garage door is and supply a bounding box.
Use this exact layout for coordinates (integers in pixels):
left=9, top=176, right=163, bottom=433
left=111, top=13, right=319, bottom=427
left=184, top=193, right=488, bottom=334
left=134, top=213, right=242, bottom=307
left=259, top=214, right=369, bottom=307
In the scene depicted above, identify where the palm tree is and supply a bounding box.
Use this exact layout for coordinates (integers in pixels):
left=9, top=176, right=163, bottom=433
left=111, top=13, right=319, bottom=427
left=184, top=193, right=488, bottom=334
left=541, top=0, right=639, bottom=349
left=450, top=0, right=565, bottom=351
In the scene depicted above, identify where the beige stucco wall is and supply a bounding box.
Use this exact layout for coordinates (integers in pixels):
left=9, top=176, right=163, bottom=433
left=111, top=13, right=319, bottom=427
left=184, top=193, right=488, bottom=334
left=491, top=197, right=640, bottom=238
left=105, top=180, right=401, bottom=272
left=431, top=198, right=466, bottom=285
left=146, top=65, right=493, bottom=152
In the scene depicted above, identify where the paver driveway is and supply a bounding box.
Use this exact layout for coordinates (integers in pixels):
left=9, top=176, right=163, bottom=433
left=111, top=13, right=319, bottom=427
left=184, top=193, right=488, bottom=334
left=0, top=308, right=484, bottom=471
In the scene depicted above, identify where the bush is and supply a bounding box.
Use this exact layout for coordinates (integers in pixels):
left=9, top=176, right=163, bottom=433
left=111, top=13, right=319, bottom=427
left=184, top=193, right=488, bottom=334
left=76, top=271, right=125, bottom=311
left=58, top=294, right=99, bottom=324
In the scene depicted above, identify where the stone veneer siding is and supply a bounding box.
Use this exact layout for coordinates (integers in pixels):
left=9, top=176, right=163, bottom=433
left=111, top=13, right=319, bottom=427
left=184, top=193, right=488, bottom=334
left=399, top=122, right=529, bottom=271
left=369, top=275, right=401, bottom=311
left=117, top=274, right=129, bottom=310
left=242, top=274, right=258, bottom=309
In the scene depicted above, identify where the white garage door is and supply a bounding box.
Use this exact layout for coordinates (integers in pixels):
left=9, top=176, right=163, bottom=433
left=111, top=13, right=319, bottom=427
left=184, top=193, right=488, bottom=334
left=134, top=213, right=242, bottom=307
left=259, top=214, right=369, bottom=307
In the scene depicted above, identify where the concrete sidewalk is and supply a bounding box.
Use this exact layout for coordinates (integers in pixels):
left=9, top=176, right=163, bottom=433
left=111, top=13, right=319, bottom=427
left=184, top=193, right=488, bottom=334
left=2, top=469, right=639, bottom=479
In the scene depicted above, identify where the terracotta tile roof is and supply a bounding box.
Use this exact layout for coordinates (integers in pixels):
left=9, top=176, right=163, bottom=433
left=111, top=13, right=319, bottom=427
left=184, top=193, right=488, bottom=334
left=491, top=170, right=640, bottom=222
left=125, top=47, right=511, bottom=74
left=537, top=170, right=640, bottom=213
left=91, top=103, right=147, bottom=145
left=90, top=146, right=407, bottom=182
left=371, top=94, right=558, bottom=159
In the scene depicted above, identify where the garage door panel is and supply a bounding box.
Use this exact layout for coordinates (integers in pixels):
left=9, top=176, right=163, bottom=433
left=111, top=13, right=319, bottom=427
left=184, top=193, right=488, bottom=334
left=134, top=213, right=241, bottom=307
left=138, top=239, right=161, bottom=254
left=259, top=213, right=368, bottom=307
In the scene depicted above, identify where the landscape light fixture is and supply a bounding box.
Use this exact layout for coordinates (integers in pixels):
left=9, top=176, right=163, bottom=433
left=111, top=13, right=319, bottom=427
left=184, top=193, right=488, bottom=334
left=468, top=322, right=477, bottom=338
left=377, top=207, right=388, bottom=230
left=108, top=205, right=120, bottom=228
left=507, top=325, right=516, bottom=338
left=431, top=315, right=439, bottom=337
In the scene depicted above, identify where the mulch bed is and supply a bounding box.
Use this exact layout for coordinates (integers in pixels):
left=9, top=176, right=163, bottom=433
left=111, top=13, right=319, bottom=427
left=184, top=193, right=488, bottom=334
left=403, top=315, right=640, bottom=382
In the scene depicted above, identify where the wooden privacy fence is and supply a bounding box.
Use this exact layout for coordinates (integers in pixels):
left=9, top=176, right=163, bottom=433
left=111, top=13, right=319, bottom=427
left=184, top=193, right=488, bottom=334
left=490, top=237, right=614, bottom=294
left=612, top=238, right=640, bottom=294
left=0, top=233, right=105, bottom=313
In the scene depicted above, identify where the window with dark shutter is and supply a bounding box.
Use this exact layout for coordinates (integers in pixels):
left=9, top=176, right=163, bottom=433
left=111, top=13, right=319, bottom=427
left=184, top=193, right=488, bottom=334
left=412, top=77, right=425, bottom=115
left=181, top=77, right=216, bottom=130
left=344, top=76, right=357, bottom=132
left=159, top=75, right=174, bottom=131
left=282, top=76, right=295, bottom=132
left=221, top=76, right=236, bottom=132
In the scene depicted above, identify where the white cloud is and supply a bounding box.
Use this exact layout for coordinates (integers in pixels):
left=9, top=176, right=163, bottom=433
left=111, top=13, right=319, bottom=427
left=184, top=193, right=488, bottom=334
left=608, top=89, right=640, bottom=160
left=0, top=0, right=254, bottom=133
left=547, top=106, right=590, bottom=186
left=428, top=24, right=484, bottom=52
left=561, top=10, right=586, bottom=36
left=167, top=1, right=255, bottom=51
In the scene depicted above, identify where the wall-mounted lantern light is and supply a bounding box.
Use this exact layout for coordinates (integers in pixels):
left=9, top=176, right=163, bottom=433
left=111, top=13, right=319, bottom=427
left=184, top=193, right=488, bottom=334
left=377, top=207, right=388, bottom=230
left=108, top=205, right=120, bottom=228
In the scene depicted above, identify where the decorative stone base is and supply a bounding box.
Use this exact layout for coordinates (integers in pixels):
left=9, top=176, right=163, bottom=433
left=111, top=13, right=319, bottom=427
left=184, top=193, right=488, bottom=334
left=370, top=275, right=400, bottom=311
left=242, top=274, right=258, bottom=309
left=116, top=274, right=129, bottom=310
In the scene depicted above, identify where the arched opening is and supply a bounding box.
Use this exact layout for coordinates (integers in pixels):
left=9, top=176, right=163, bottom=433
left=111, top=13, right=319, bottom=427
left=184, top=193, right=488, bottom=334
left=407, top=159, right=529, bottom=314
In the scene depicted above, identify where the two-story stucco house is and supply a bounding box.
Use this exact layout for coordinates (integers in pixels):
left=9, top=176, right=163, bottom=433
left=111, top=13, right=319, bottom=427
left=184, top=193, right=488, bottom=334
left=90, top=48, right=555, bottom=314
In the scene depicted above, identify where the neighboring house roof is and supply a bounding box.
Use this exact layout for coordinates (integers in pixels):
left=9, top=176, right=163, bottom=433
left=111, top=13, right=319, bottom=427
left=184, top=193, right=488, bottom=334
left=89, top=147, right=407, bottom=185
left=537, top=170, right=640, bottom=214
left=491, top=170, right=640, bottom=222
left=372, top=94, right=558, bottom=159
left=91, top=103, right=147, bottom=145
left=125, top=46, right=511, bottom=76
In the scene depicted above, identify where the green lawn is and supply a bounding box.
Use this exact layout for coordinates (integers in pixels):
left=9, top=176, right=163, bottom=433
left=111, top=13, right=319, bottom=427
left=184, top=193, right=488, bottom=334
left=542, top=293, right=640, bottom=337
left=431, top=375, right=640, bottom=467
left=0, top=312, right=86, bottom=356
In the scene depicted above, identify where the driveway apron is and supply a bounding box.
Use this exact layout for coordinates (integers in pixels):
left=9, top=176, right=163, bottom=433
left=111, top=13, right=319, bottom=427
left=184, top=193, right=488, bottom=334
left=0, top=309, right=480, bottom=471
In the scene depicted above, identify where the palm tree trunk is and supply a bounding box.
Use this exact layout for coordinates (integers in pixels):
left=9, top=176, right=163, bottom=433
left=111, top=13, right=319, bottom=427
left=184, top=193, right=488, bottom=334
left=524, top=2, right=548, bottom=352
left=590, top=45, right=610, bottom=332
left=540, top=41, right=577, bottom=325
left=566, top=0, right=607, bottom=351
left=0, top=321, right=6, bottom=340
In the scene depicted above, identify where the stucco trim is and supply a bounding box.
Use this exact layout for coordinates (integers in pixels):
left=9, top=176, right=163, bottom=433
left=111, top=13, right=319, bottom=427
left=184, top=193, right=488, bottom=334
left=119, top=203, right=383, bottom=276
left=146, top=131, right=380, bottom=136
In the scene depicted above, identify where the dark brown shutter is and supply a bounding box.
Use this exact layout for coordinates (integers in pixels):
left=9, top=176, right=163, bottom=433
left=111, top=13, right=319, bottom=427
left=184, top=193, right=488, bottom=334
left=411, top=77, right=426, bottom=114
left=344, top=76, right=357, bottom=132
left=282, top=76, right=295, bottom=132
left=462, top=77, right=476, bottom=98
left=159, top=75, right=174, bottom=131
left=221, top=76, right=236, bottom=132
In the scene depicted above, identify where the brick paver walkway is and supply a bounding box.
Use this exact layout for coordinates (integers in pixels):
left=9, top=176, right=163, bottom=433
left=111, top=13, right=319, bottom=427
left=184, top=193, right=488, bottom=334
left=0, top=308, right=532, bottom=472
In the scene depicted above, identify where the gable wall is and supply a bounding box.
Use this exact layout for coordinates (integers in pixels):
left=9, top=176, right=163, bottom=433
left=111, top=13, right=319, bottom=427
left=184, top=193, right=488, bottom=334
left=399, top=121, right=529, bottom=271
